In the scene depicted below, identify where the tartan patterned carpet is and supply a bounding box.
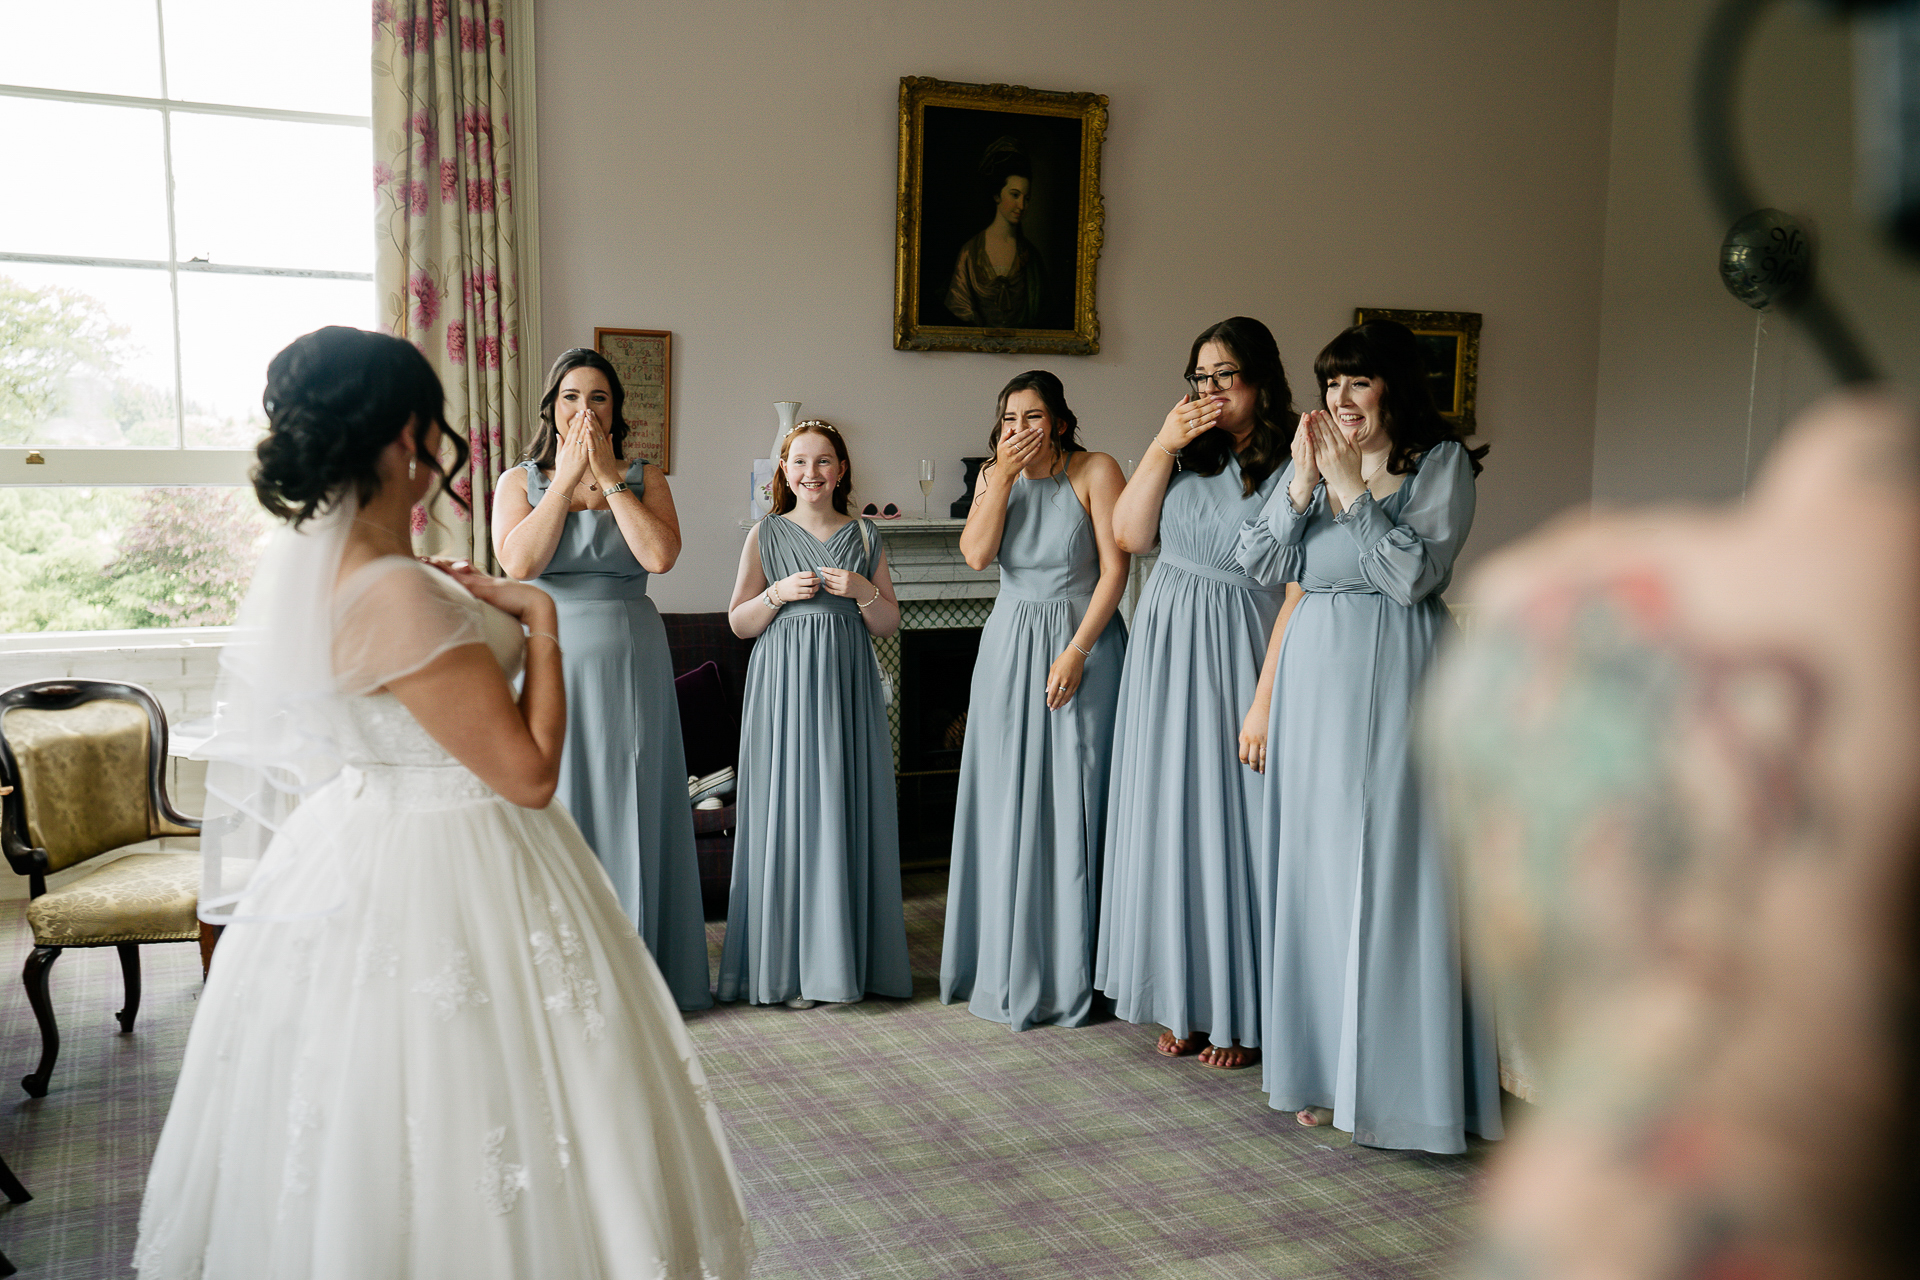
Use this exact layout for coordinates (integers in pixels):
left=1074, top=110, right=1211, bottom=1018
left=0, top=873, right=1492, bottom=1278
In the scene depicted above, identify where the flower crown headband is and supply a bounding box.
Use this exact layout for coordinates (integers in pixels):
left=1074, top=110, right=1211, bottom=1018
left=778, top=419, right=844, bottom=454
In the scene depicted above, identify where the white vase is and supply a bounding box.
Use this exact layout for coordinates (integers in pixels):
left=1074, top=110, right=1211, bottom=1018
left=749, top=459, right=778, bottom=521
left=773, top=401, right=802, bottom=458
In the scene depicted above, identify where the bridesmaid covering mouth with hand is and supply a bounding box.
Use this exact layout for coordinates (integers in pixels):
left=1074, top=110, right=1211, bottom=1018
left=1095, top=316, right=1300, bottom=1071
left=940, top=370, right=1130, bottom=1031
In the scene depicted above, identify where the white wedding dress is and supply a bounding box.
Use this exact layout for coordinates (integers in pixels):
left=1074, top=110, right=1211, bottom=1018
left=135, top=558, right=753, bottom=1279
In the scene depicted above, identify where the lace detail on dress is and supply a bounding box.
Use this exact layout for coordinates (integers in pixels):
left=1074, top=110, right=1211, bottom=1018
left=538, top=1065, right=573, bottom=1176
left=353, top=917, right=400, bottom=987
left=531, top=900, right=605, bottom=1041
left=278, top=1056, right=323, bottom=1222
left=131, top=1208, right=180, bottom=1279
left=414, top=941, right=491, bottom=1021
left=282, top=928, right=321, bottom=987
left=683, top=1057, right=715, bottom=1112
left=402, top=1113, right=423, bottom=1237
left=477, top=1125, right=531, bottom=1216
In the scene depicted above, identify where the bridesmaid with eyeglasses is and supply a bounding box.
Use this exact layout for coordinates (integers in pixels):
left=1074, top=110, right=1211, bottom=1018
left=1095, top=316, right=1300, bottom=1071
left=940, top=370, right=1129, bottom=1031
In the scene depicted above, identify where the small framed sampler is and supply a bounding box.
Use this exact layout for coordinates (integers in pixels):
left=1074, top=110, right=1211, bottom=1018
left=593, top=327, right=673, bottom=473
left=894, top=76, right=1108, bottom=356
left=1354, top=308, right=1482, bottom=436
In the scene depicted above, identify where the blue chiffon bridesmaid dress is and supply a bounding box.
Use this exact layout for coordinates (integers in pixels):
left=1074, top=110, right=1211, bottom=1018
left=1236, top=441, right=1502, bottom=1153
left=1094, top=457, right=1285, bottom=1050
left=717, top=514, right=913, bottom=1005
left=521, top=459, right=712, bottom=1011
left=940, top=470, right=1126, bottom=1030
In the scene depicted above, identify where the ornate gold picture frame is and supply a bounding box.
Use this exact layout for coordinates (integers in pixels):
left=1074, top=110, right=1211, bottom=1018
left=1354, top=308, right=1482, bottom=436
left=895, top=76, right=1107, bottom=356
left=593, top=327, right=673, bottom=473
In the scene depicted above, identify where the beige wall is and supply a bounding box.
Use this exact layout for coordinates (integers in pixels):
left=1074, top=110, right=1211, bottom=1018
left=1592, top=0, right=1920, bottom=507
left=534, top=0, right=1620, bottom=612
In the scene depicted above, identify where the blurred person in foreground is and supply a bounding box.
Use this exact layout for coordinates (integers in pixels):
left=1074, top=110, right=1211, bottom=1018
left=1425, top=391, right=1920, bottom=1279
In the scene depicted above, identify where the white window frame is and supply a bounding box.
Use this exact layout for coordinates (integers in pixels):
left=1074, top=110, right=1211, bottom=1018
left=0, top=16, right=372, bottom=490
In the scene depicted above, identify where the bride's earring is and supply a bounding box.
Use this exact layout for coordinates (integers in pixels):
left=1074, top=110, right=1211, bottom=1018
left=408, top=457, right=417, bottom=480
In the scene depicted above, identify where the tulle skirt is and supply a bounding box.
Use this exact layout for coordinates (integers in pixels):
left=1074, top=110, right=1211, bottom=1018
left=134, top=765, right=753, bottom=1279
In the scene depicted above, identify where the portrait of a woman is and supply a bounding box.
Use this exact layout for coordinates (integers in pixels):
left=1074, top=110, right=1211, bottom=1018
left=944, top=136, right=1046, bottom=328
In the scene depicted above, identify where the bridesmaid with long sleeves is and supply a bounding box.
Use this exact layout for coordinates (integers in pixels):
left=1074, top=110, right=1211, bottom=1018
left=1095, top=316, right=1297, bottom=1070
left=940, top=371, right=1130, bottom=1031
left=719, top=420, right=913, bottom=1008
left=1237, top=320, right=1500, bottom=1152
left=491, top=348, right=712, bottom=1011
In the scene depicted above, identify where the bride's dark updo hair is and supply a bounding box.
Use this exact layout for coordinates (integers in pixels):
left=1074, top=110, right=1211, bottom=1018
left=253, top=326, right=470, bottom=527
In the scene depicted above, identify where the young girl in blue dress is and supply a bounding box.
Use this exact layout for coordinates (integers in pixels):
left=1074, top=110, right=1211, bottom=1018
left=718, top=421, right=912, bottom=1008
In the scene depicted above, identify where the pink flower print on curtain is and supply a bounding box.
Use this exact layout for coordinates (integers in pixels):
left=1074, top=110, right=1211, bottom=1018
left=375, top=0, right=527, bottom=571
left=411, top=109, right=436, bottom=165
left=409, top=270, right=441, bottom=331
left=459, top=107, right=492, bottom=162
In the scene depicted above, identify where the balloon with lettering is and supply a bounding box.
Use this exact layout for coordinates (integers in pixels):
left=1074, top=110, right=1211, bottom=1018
left=1719, top=209, right=1811, bottom=311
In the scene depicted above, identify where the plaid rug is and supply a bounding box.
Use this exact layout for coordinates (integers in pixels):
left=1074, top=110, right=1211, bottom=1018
left=0, top=873, right=1492, bottom=1277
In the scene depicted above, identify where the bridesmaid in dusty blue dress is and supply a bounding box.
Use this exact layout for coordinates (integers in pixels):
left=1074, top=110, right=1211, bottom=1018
left=1096, top=317, right=1297, bottom=1070
left=940, top=371, right=1129, bottom=1030
left=491, top=348, right=711, bottom=1011
left=1237, top=320, right=1500, bottom=1152
left=718, top=420, right=912, bottom=1008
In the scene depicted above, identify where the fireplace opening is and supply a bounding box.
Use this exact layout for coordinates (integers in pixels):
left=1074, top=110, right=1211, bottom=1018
left=895, top=625, right=981, bottom=866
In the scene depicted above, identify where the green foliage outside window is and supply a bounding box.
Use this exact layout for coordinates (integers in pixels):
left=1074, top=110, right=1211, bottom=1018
left=0, top=488, right=271, bottom=633
left=0, top=276, right=128, bottom=447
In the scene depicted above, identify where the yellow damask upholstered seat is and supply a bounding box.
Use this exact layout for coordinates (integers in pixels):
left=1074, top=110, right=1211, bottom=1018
left=24, top=854, right=201, bottom=946
left=0, top=680, right=202, bottom=1099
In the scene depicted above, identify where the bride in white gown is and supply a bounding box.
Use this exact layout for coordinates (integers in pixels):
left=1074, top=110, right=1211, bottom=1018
left=134, top=327, right=753, bottom=1279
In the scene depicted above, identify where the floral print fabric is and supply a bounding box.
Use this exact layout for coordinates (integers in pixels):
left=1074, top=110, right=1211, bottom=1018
left=373, top=0, right=526, bottom=568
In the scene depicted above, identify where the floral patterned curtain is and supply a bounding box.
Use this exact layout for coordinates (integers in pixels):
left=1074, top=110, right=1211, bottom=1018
left=373, top=0, right=526, bottom=569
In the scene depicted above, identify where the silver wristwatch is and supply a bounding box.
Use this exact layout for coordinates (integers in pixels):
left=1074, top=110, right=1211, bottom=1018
left=602, top=481, right=631, bottom=498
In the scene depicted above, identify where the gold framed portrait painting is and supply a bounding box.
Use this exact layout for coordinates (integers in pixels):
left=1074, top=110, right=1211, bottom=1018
left=894, top=76, right=1108, bottom=356
left=1354, top=308, right=1482, bottom=436
left=593, top=327, right=673, bottom=473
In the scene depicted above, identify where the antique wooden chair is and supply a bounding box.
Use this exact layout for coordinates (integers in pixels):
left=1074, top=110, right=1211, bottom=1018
left=0, top=680, right=202, bottom=1098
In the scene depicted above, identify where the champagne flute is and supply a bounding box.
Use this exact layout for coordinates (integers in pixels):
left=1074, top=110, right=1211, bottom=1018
left=919, top=459, right=935, bottom=518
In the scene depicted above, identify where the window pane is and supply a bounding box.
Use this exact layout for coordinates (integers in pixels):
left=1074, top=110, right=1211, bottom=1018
left=169, top=114, right=372, bottom=273
left=0, top=486, right=272, bottom=632
left=0, top=1, right=162, bottom=98
left=0, top=99, right=169, bottom=260
left=177, top=273, right=373, bottom=448
left=161, top=0, right=370, bottom=117
left=0, top=263, right=178, bottom=449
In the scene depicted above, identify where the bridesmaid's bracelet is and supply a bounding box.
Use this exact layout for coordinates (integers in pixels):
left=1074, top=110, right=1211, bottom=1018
left=764, top=585, right=783, bottom=610
left=1071, top=641, right=1092, bottom=657
left=527, top=630, right=562, bottom=652
left=1154, top=439, right=1182, bottom=471
left=858, top=587, right=883, bottom=610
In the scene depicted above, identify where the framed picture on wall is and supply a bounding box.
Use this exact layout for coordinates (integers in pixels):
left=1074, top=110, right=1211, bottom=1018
left=593, top=327, right=673, bottom=473
left=894, top=76, right=1108, bottom=356
left=1353, top=308, right=1482, bottom=436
